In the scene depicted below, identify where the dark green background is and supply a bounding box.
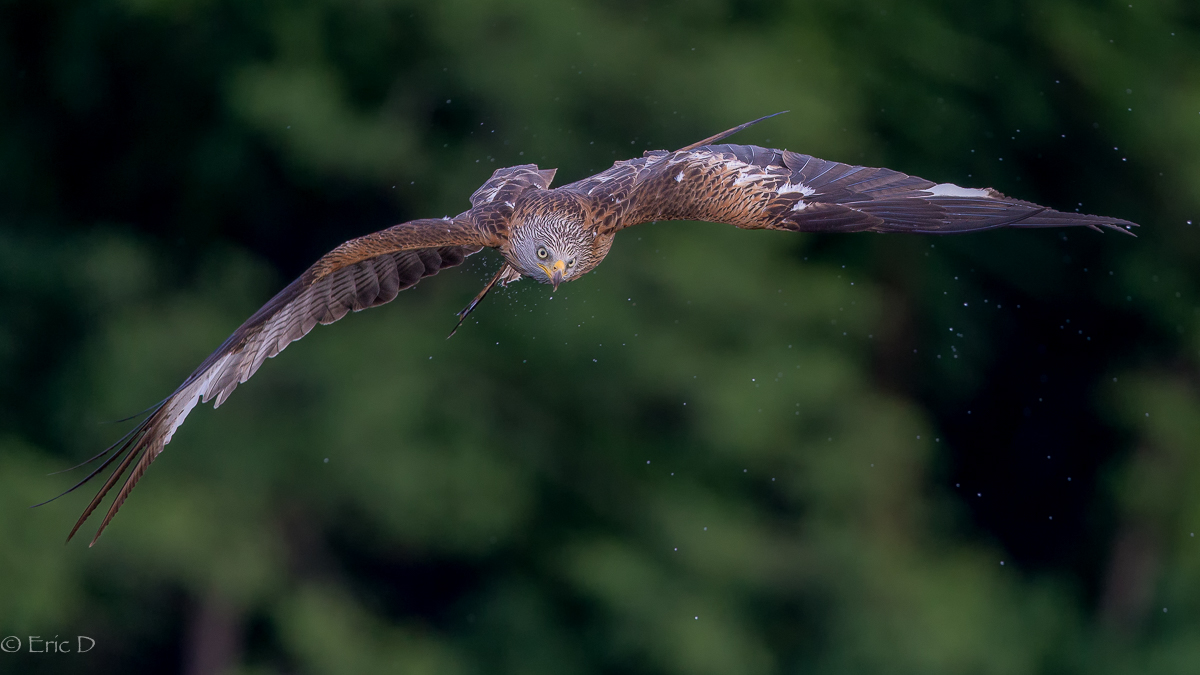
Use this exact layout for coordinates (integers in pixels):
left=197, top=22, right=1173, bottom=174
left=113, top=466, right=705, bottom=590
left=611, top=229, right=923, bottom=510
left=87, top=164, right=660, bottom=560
left=3, top=1, right=1199, bottom=673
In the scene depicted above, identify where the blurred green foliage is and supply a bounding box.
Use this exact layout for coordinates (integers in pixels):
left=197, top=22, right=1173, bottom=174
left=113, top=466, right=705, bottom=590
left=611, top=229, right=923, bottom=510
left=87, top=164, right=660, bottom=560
left=2, top=0, right=1200, bottom=673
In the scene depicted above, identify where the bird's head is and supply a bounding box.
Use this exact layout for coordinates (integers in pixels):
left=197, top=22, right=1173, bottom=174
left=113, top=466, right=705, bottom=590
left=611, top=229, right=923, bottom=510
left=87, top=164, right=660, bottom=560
left=505, top=192, right=600, bottom=290
left=509, top=231, right=588, bottom=290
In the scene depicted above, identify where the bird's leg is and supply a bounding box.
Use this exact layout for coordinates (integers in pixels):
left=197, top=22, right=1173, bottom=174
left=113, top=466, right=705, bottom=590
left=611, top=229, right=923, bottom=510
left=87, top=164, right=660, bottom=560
left=447, top=264, right=511, bottom=338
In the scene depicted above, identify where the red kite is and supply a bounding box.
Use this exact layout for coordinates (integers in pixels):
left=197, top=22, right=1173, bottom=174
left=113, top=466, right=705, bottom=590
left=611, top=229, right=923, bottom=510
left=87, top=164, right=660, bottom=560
left=52, top=113, right=1137, bottom=545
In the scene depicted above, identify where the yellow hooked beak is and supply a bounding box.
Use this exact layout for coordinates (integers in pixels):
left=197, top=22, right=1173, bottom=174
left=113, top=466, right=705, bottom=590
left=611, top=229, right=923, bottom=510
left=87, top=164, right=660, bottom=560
left=538, top=259, right=566, bottom=291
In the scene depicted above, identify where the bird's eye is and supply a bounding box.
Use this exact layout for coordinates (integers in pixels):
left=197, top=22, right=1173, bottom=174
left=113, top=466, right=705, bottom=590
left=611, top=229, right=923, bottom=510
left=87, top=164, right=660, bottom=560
left=567, top=257, right=576, bottom=267
left=537, top=246, right=548, bottom=259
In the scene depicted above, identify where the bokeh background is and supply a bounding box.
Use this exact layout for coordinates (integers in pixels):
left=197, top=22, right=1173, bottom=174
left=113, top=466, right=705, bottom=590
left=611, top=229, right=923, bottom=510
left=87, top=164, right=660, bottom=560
left=3, top=0, right=1200, bottom=673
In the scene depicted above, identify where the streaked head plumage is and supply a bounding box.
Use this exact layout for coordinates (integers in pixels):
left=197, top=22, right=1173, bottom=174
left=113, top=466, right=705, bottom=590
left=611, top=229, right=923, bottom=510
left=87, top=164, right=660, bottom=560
left=505, top=191, right=601, bottom=288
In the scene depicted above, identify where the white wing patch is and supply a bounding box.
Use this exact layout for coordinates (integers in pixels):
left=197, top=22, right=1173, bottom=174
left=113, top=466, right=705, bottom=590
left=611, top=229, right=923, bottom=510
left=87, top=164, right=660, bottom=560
left=675, top=172, right=684, bottom=182
left=778, top=181, right=815, bottom=197
left=160, top=352, right=235, bottom=445
left=733, top=171, right=777, bottom=187
left=727, top=160, right=780, bottom=187
left=790, top=201, right=809, bottom=212
left=923, top=183, right=993, bottom=198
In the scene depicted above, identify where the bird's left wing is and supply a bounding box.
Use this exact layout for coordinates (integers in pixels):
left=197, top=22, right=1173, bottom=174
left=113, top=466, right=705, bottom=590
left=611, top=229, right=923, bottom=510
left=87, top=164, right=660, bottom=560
left=566, top=143, right=1137, bottom=235
left=470, top=164, right=557, bottom=208
left=57, top=215, right=501, bottom=546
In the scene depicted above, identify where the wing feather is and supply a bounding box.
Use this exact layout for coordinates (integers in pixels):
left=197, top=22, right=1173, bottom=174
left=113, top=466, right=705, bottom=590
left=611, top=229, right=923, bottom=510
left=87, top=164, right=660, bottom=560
left=62, top=217, right=493, bottom=545
left=570, top=143, right=1138, bottom=236
left=470, top=164, right=557, bottom=207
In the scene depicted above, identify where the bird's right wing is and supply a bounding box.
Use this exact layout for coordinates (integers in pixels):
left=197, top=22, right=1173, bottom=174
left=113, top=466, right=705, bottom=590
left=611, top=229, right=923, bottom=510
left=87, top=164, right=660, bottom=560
left=58, top=215, right=500, bottom=546
left=567, top=143, right=1138, bottom=236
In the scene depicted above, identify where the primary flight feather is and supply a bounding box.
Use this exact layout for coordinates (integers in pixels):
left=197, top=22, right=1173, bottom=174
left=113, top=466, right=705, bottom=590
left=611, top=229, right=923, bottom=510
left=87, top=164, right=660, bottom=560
left=52, top=113, right=1137, bottom=545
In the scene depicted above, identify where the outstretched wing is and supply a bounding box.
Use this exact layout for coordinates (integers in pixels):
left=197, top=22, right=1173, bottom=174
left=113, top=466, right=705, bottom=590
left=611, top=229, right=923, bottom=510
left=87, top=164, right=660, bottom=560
left=565, top=143, right=1138, bottom=235
left=60, top=216, right=499, bottom=546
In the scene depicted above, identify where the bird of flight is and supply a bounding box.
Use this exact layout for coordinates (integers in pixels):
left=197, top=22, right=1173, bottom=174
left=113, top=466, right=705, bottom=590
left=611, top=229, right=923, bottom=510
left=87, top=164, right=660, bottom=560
left=49, top=112, right=1137, bottom=545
